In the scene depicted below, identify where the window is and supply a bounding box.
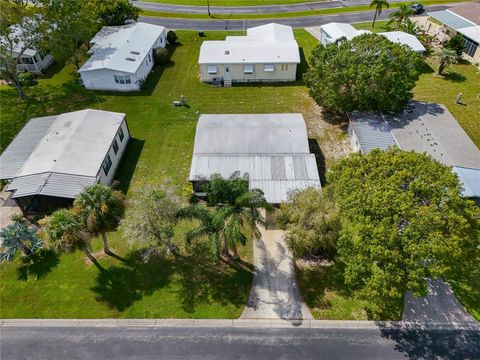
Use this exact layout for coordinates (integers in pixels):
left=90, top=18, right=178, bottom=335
left=148, top=53, right=152, bottom=62
left=113, top=74, right=131, bottom=85
left=244, top=64, right=254, bottom=74
left=207, top=65, right=217, bottom=74
left=19, top=57, right=34, bottom=65
left=118, top=127, right=125, bottom=142
left=112, top=139, right=119, bottom=154
left=264, top=64, right=274, bottom=72
left=102, top=154, right=112, bottom=176
left=281, top=64, right=289, bottom=71
left=463, top=37, right=478, bottom=58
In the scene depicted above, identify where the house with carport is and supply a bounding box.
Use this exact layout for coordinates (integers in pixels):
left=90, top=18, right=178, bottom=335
left=198, top=23, right=300, bottom=86
left=78, top=22, right=166, bottom=91
left=0, top=109, right=130, bottom=215
left=189, top=114, right=321, bottom=204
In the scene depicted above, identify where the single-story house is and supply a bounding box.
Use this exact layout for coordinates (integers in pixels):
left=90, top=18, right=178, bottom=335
left=0, top=109, right=130, bottom=215
left=348, top=101, right=480, bottom=201
left=198, top=23, right=300, bottom=85
left=419, top=2, right=480, bottom=64
left=319, top=22, right=426, bottom=53
left=0, top=24, right=54, bottom=75
left=189, top=114, right=321, bottom=204
left=78, top=22, right=166, bottom=91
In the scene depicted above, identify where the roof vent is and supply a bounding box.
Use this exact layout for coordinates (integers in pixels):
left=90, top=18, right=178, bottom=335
left=125, top=57, right=136, bottom=62
left=225, top=50, right=230, bottom=55
left=130, top=50, right=140, bottom=55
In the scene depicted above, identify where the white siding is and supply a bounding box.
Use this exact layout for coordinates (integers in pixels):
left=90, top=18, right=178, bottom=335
left=96, top=120, right=130, bottom=184
left=200, top=63, right=297, bottom=83
left=80, top=69, right=139, bottom=91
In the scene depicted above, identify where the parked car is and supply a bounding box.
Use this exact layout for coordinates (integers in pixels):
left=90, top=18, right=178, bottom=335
left=410, top=3, right=425, bottom=15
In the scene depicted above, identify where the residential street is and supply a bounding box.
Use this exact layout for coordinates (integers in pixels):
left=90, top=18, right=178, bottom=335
left=140, top=4, right=453, bottom=30
left=2, top=325, right=479, bottom=359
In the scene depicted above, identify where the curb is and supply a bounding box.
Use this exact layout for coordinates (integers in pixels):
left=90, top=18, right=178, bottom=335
left=1, top=319, right=478, bottom=330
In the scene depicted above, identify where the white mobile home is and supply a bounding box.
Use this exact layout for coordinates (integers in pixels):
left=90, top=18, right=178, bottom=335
left=0, top=109, right=130, bottom=215
left=198, top=23, right=300, bottom=85
left=79, top=22, right=166, bottom=91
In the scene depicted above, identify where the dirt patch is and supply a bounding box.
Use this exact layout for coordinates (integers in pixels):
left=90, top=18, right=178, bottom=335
left=83, top=248, right=119, bottom=265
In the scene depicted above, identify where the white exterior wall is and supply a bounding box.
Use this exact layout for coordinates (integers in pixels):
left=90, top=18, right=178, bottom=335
left=17, top=53, right=54, bottom=74
left=80, top=30, right=166, bottom=91
left=200, top=63, right=297, bottom=83
left=96, top=119, right=130, bottom=185
left=320, top=29, right=332, bottom=45
left=348, top=123, right=361, bottom=153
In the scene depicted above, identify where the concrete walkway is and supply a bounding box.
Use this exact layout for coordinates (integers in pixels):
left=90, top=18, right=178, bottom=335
left=240, top=216, right=312, bottom=320
left=0, top=189, right=21, bottom=228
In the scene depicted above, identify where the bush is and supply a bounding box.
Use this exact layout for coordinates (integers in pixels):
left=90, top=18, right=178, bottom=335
left=154, top=47, right=170, bottom=65
left=444, top=34, right=464, bottom=58
left=166, top=30, right=177, bottom=45
left=18, top=72, right=36, bottom=86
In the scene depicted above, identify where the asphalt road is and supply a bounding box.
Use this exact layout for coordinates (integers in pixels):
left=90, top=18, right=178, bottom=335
left=2, top=326, right=480, bottom=359
left=139, top=4, right=451, bottom=30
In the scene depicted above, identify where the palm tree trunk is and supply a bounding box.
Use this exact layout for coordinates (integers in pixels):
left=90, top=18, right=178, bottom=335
left=83, top=247, right=103, bottom=271
left=372, top=9, right=378, bottom=28
left=101, top=231, right=110, bottom=254
left=166, top=238, right=176, bottom=253
left=223, top=238, right=229, bottom=257
left=438, top=61, right=445, bottom=75
left=232, top=243, right=240, bottom=260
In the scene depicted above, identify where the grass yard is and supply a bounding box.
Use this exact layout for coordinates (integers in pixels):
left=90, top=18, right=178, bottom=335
left=354, top=20, right=391, bottom=33
left=142, top=0, right=319, bottom=6
left=0, top=29, right=348, bottom=318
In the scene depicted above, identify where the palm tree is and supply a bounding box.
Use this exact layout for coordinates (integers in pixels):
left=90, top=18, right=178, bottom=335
left=437, top=47, right=457, bottom=75
left=370, top=0, right=389, bottom=28
left=177, top=205, right=224, bottom=259
left=204, top=175, right=270, bottom=260
left=388, top=3, right=414, bottom=29
left=45, top=209, right=102, bottom=269
left=74, top=184, right=125, bottom=255
left=0, top=220, right=42, bottom=261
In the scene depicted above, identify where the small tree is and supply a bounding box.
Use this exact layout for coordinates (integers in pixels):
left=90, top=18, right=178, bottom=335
left=388, top=3, right=414, bottom=29
left=96, top=0, right=140, bottom=26
left=444, top=34, right=464, bottom=58
left=154, top=47, right=169, bottom=65
left=370, top=0, right=389, bottom=28
left=124, top=184, right=182, bottom=253
left=437, top=46, right=457, bottom=75
left=166, top=30, right=177, bottom=45
left=74, top=184, right=125, bottom=255
left=329, top=148, right=480, bottom=319
left=0, top=4, right=44, bottom=100
left=304, top=33, right=421, bottom=112
left=0, top=219, right=42, bottom=261
left=276, top=187, right=340, bottom=260
left=45, top=209, right=101, bottom=268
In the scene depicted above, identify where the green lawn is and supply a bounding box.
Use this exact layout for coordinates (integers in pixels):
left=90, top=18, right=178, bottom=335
left=142, top=0, right=319, bottom=6
left=354, top=20, right=391, bottom=33
left=0, top=29, right=345, bottom=319
left=1, top=29, right=479, bottom=320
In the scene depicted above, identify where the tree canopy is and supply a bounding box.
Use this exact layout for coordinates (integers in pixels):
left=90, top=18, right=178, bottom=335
left=328, top=148, right=480, bottom=318
left=0, top=219, right=42, bottom=261
left=96, top=0, right=140, bottom=26
left=304, top=33, right=421, bottom=112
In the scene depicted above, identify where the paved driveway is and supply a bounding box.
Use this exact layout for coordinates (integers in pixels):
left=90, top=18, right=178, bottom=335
left=403, top=279, right=478, bottom=323
left=241, top=214, right=312, bottom=320
left=0, top=189, right=21, bottom=228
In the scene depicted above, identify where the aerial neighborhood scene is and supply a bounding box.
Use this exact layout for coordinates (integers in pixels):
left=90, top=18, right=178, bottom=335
left=0, top=0, right=479, bottom=358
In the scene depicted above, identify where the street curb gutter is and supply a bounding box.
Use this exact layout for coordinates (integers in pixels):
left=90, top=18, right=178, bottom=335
left=1, top=319, right=478, bottom=330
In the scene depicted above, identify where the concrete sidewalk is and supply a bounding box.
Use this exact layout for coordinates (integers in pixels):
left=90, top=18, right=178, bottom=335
left=1, top=318, right=478, bottom=330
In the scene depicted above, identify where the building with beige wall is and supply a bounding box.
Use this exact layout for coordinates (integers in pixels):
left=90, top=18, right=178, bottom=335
left=198, top=23, right=300, bottom=86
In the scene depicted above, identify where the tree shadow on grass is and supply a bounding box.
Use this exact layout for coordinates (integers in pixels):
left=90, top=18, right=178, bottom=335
left=416, top=59, right=434, bottom=75
left=91, top=248, right=175, bottom=311
left=17, top=249, right=60, bottom=281
left=175, top=245, right=254, bottom=313
left=308, top=138, right=326, bottom=186
left=442, top=71, right=466, bottom=83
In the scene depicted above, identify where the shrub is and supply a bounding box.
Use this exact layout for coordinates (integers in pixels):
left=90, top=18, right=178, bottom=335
left=166, top=30, right=177, bottom=45
left=18, top=72, right=36, bottom=86
left=154, top=47, right=170, bottom=65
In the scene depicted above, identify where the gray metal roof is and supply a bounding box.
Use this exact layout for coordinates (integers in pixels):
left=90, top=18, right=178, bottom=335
left=427, top=10, right=475, bottom=30
left=453, top=166, right=480, bottom=198
left=193, top=114, right=310, bottom=155
left=7, top=172, right=98, bottom=199
left=190, top=114, right=321, bottom=203
left=348, top=112, right=397, bottom=154
left=0, top=116, right=57, bottom=179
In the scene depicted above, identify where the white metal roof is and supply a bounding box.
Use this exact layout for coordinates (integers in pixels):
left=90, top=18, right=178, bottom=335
left=348, top=112, right=397, bottom=154
left=198, top=23, right=300, bottom=64
left=79, top=22, right=165, bottom=74
left=428, top=10, right=475, bottom=30
left=320, top=22, right=366, bottom=42
left=457, top=25, right=480, bottom=43
left=1, top=109, right=126, bottom=199
left=190, top=114, right=321, bottom=203
left=378, top=31, right=426, bottom=53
